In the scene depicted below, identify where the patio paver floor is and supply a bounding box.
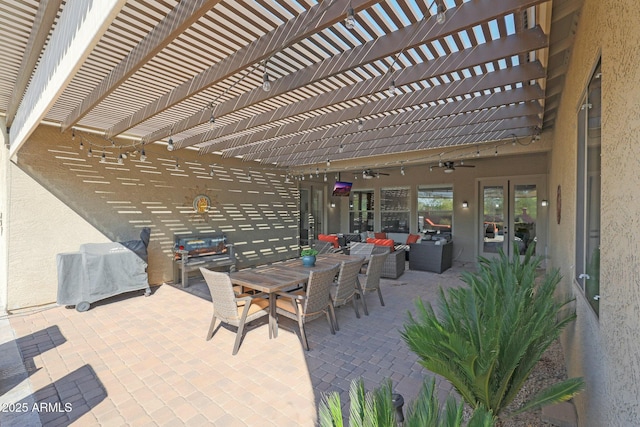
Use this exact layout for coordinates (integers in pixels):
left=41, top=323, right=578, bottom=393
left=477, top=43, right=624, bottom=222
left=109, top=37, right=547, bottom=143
left=1, top=262, right=472, bottom=426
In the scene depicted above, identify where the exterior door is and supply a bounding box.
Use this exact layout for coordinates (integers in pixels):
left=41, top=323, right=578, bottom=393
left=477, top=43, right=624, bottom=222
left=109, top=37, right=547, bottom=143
left=479, top=177, right=546, bottom=258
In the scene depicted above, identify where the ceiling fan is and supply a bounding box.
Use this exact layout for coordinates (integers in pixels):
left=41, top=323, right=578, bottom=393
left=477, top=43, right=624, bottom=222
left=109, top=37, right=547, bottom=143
left=435, top=161, right=476, bottom=174
left=357, top=169, right=390, bottom=179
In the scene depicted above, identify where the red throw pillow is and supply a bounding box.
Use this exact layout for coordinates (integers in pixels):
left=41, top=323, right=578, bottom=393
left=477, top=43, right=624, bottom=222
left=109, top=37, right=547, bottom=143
left=318, top=234, right=339, bottom=248
left=366, top=238, right=395, bottom=252
left=406, top=234, right=420, bottom=244
left=374, top=232, right=387, bottom=239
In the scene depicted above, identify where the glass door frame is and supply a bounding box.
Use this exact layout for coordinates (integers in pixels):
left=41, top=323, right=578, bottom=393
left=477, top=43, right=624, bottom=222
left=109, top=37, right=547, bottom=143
left=299, top=184, right=326, bottom=247
left=477, top=175, right=547, bottom=260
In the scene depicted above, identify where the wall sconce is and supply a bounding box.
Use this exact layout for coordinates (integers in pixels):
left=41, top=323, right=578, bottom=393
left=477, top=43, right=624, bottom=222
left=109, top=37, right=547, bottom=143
left=330, top=202, right=336, bottom=208
left=462, top=201, right=469, bottom=208
left=541, top=200, right=549, bottom=207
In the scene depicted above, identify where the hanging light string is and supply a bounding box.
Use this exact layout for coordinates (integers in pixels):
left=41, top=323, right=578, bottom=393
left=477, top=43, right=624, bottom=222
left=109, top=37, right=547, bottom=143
left=291, top=127, right=542, bottom=177
left=352, top=0, right=450, bottom=137
left=167, top=0, right=342, bottom=145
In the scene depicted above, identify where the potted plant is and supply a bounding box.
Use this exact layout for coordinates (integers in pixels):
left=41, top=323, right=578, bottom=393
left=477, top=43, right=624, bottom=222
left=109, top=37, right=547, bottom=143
left=301, top=248, right=318, bottom=267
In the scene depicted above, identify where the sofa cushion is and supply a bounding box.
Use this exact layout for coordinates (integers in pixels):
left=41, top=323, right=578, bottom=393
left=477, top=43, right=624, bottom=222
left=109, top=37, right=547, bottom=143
left=366, top=238, right=395, bottom=251
left=406, top=234, right=421, bottom=244
left=318, top=233, right=339, bottom=248
left=374, top=232, right=387, bottom=239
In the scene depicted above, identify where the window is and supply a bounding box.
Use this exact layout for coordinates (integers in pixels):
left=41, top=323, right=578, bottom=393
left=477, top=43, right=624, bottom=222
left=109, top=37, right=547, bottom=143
left=381, top=188, right=410, bottom=232
left=350, top=190, right=374, bottom=233
left=575, top=60, right=601, bottom=315
left=418, top=186, right=453, bottom=234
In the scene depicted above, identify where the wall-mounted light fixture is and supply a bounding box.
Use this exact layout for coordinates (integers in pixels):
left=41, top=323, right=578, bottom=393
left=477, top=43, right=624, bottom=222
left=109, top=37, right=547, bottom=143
left=330, top=202, right=336, bottom=208
left=462, top=201, right=469, bottom=208
left=541, top=200, right=549, bottom=207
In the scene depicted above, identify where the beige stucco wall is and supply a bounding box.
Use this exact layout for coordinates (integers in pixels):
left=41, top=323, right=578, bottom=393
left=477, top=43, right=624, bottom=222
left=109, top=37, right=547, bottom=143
left=338, top=151, right=549, bottom=264
left=5, top=125, right=300, bottom=312
left=548, top=0, right=640, bottom=424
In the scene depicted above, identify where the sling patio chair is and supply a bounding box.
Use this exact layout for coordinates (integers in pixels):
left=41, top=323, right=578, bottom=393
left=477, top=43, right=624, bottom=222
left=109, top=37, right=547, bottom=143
left=200, top=267, right=270, bottom=355
left=275, top=263, right=341, bottom=351
left=357, top=252, right=388, bottom=315
left=330, top=256, right=366, bottom=330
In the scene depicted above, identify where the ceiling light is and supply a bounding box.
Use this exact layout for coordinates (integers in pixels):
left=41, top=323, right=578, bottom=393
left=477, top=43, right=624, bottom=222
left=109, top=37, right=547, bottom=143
left=324, top=173, right=327, bottom=182
left=388, top=80, right=397, bottom=96
left=436, top=1, right=446, bottom=24
left=100, top=152, right=106, bottom=163
left=209, top=113, right=215, bottom=130
left=262, top=60, right=272, bottom=92
left=338, top=143, right=344, bottom=153
left=285, top=175, right=290, bottom=183
left=358, top=119, right=364, bottom=131
left=167, top=138, right=174, bottom=151
left=326, top=159, right=331, bottom=167
left=79, top=140, right=83, bottom=150
left=140, top=148, right=147, bottom=162
left=118, top=153, right=124, bottom=165
left=175, top=160, right=180, bottom=170
left=87, top=148, right=92, bottom=158
left=262, top=73, right=271, bottom=92
left=444, top=168, right=454, bottom=174
left=400, top=165, right=405, bottom=176
left=209, top=168, right=215, bottom=177
left=345, top=7, right=356, bottom=29
left=72, top=128, right=75, bottom=140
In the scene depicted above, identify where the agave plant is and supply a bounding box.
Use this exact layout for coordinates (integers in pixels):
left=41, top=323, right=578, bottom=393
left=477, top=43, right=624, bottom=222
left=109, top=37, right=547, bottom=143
left=401, top=245, right=584, bottom=421
left=318, top=377, right=495, bottom=427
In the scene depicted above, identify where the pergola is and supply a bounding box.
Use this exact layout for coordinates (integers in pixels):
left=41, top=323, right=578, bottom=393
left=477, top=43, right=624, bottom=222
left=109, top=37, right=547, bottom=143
left=1, top=0, right=582, bottom=174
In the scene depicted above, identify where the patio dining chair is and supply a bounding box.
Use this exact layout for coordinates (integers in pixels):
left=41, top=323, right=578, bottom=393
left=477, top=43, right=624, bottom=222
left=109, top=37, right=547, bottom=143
left=200, top=267, right=270, bottom=355
left=349, top=242, right=375, bottom=259
left=275, top=263, right=341, bottom=351
left=357, top=252, right=388, bottom=315
left=330, top=256, right=366, bottom=330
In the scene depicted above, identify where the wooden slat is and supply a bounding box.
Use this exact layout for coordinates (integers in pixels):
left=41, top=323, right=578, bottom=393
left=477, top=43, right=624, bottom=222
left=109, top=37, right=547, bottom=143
left=105, top=0, right=383, bottom=138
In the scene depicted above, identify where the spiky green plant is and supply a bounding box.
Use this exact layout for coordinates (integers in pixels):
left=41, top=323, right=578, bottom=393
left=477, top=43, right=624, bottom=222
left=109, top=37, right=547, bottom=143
left=401, top=244, right=584, bottom=420
left=318, top=377, right=496, bottom=427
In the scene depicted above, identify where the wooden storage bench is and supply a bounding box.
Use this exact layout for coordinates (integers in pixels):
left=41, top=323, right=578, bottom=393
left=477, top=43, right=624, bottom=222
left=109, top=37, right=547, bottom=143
left=173, top=233, right=236, bottom=288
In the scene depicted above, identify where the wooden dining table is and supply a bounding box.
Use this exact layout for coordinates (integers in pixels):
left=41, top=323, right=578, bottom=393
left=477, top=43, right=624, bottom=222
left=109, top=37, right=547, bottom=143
left=230, top=253, right=365, bottom=338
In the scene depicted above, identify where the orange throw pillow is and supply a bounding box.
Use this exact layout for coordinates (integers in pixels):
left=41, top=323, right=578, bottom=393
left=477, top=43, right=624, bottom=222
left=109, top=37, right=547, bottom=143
left=318, top=234, right=340, bottom=248
left=366, top=238, right=395, bottom=252
left=374, top=232, right=387, bottom=239
left=406, top=234, right=420, bottom=244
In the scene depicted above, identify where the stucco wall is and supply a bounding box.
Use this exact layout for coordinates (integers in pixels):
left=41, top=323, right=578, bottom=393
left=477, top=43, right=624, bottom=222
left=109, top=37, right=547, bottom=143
left=7, top=125, right=299, bottom=311
left=548, top=0, right=640, bottom=424
left=338, top=151, right=548, bottom=264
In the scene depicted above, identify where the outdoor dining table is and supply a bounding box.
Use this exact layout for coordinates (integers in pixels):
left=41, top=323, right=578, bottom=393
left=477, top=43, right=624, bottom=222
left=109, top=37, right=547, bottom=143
left=230, top=254, right=364, bottom=338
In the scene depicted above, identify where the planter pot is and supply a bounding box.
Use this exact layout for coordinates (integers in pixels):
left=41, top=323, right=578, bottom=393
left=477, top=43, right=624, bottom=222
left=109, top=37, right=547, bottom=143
left=302, top=255, right=316, bottom=267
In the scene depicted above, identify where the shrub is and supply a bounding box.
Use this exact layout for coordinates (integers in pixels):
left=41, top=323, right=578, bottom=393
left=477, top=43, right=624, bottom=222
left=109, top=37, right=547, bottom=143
left=401, top=245, right=584, bottom=421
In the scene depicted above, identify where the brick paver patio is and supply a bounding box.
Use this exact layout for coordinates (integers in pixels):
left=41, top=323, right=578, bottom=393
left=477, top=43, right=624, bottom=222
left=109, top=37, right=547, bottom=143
left=1, top=262, right=470, bottom=426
